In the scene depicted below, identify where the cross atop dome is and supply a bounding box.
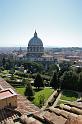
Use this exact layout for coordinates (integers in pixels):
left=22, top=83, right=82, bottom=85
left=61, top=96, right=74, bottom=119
left=34, top=30, right=37, bottom=37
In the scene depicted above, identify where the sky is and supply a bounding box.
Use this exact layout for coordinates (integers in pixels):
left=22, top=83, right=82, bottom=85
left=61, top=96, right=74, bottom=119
left=0, top=0, right=82, bottom=47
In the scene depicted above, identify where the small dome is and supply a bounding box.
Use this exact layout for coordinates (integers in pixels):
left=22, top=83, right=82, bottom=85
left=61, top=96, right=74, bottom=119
left=28, top=31, right=43, bottom=46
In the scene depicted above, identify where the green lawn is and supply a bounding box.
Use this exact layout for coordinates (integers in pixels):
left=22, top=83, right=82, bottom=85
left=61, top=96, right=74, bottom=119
left=33, top=87, right=54, bottom=107
left=60, top=90, right=78, bottom=102
left=16, top=86, right=25, bottom=95
left=16, top=86, right=54, bottom=107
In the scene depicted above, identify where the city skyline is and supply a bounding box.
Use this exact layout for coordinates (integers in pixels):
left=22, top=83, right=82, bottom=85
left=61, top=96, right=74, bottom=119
left=0, top=0, right=82, bottom=47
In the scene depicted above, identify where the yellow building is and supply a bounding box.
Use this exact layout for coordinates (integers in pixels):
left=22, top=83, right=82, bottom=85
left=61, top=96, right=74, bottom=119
left=0, top=88, right=17, bottom=109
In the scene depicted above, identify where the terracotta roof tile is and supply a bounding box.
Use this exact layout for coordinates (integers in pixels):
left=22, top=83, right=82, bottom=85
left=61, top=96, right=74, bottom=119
left=43, top=111, right=67, bottom=124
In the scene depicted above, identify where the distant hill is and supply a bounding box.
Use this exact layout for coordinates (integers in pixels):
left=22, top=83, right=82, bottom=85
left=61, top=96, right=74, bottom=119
left=0, top=47, right=27, bottom=54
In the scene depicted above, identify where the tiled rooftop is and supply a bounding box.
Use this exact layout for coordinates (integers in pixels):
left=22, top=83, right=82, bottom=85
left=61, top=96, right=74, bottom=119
left=0, top=88, right=17, bottom=100
left=0, top=78, right=82, bottom=124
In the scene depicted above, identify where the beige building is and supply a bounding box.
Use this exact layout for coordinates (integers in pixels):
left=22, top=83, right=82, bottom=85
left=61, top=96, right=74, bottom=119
left=0, top=88, right=17, bottom=109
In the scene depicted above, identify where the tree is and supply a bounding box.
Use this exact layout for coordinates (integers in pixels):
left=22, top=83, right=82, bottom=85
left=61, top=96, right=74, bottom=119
left=59, top=61, right=71, bottom=75
left=24, top=80, right=34, bottom=100
left=34, top=73, right=44, bottom=89
left=50, top=71, right=59, bottom=89
left=31, top=62, right=43, bottom=73
left=38, top=94, right=45, bottom=108
left=23, top=61, right=44, bottom=73
left=70, top=65, right=82, bottom=74
left=48, top=64, right=59, bottom=75
left=9, top=68, right=15, bottom=80
left=78, top=72, right=82, bottom=91
left=2, top=57, right=6, bottom=66
left=60, top=70, right=78, bottom=90
left=75, top=67, right=82, bottom=73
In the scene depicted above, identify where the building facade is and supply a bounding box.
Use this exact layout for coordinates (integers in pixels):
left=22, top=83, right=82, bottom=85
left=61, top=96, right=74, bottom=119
left=0, top=88, right=17, bottom=109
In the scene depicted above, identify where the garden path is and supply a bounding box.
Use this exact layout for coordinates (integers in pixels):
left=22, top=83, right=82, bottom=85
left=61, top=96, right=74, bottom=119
left=41, top=90, right=57, bottom=110
left=52, top=91, right=62, bottom=107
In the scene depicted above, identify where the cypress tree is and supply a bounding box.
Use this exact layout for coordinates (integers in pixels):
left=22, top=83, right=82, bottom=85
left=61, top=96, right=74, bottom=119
left=50, top=71, right=59, bottom=89
left=24, top=80, right=34, bottom=100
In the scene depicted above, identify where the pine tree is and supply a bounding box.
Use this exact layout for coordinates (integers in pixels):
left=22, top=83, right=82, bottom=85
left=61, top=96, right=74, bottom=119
left=34, top=73, right=44, bottom=89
